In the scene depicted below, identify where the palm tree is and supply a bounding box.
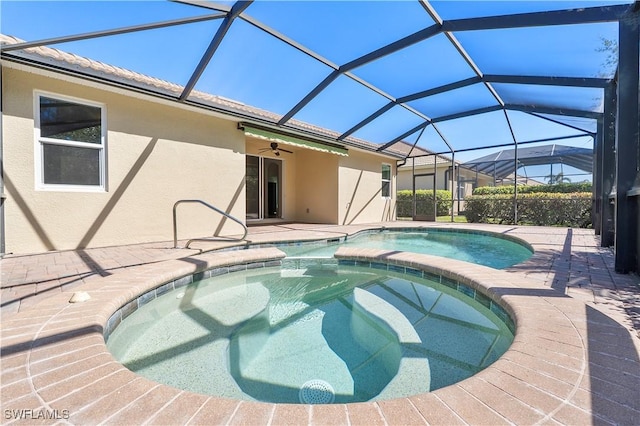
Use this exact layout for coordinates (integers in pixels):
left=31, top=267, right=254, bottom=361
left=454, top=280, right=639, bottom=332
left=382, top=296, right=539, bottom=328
left=545, top=172, right=571, bottom=184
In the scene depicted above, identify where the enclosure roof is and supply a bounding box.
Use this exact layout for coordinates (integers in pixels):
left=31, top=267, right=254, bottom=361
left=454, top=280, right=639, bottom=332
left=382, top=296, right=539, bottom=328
left=392, top=142, right=454, bottom=167
left=1, top=1, right=635, bottom=160
left=463, top=144, right=594, bottom=179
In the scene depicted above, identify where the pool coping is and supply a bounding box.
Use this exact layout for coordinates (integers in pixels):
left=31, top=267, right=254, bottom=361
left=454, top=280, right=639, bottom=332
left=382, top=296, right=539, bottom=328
left=213, top=226, right=535, bottom=259
left=1, top=223, right=639, bottom=425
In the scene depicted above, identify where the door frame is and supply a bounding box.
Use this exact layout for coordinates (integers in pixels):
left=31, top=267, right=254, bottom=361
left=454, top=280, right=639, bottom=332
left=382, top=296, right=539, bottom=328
left=246, top=154, right=284, bottom=221
left=412, top=172, right=436, bottom=221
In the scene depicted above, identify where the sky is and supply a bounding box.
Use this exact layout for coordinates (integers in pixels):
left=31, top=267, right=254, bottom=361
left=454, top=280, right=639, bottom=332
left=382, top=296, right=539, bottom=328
left=1, top=0, right=630, bottom=181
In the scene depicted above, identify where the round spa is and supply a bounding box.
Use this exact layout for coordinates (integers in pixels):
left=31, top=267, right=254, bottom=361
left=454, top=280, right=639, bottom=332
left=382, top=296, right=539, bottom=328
left=106, top=259, right=514, bottom=404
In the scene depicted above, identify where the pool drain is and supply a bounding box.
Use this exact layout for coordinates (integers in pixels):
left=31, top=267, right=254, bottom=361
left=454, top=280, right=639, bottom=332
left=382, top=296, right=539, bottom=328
left=299, top=380, right=335, bottom=404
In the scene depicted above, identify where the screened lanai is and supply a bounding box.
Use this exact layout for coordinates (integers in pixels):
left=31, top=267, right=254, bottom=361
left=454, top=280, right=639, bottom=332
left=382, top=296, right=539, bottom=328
left=464, top=144, right=594, bottom=184
left=1, top=0, right=639, bottom=272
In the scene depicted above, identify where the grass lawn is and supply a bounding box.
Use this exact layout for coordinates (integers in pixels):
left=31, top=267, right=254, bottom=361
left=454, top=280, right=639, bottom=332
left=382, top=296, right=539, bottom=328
left=437, top=215, right=468, bottom=223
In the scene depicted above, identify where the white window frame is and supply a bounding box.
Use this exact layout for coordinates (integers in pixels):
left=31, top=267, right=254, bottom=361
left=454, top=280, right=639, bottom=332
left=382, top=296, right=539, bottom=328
left=381, top=163, right=392, bottom=198
left=34, top=91, right=107, bottom=192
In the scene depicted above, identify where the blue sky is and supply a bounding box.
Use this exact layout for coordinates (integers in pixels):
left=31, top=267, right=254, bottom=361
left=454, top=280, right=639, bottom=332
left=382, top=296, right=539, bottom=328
left=1, top=0, right=628, bottom=179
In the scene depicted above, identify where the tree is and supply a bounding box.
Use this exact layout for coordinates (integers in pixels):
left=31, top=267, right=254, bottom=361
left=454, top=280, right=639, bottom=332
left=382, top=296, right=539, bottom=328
left=597, top=37, right=618, bottom=78
left=545, top=172, right=572, bottom=185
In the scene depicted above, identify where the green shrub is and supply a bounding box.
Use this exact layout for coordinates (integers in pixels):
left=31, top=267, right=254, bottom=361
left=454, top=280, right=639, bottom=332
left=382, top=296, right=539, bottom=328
left=473, top=182, right=592, bottom=195
left=465, top=192, right=592, bottom=227
left=397, top=190, right=452, bottom=217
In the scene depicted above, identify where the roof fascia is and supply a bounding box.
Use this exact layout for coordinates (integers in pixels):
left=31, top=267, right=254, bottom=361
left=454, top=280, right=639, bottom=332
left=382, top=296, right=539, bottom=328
left=3, top=56, right=397, bottom=158
left=2, top=57, right=243, bottom=122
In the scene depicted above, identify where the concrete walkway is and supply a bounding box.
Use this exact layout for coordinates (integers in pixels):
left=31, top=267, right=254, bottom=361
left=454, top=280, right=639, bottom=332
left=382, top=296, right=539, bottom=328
left=1, top=222, right=639, bottom=425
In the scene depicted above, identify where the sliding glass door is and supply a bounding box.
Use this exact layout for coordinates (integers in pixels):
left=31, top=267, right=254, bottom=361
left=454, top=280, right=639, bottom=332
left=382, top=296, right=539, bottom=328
left=246, top=155, right=282, bottom=220
left=246, top=155, right=261, bottom=220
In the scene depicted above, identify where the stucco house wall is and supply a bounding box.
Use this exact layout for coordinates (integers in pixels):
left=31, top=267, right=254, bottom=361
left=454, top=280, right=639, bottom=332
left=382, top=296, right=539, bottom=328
left=338, top=150, right=396, bottom=225
left=398, top=164, right=493, bottom=195
left=2, top=66, right=247, bottom=254
left=397, top=163, right=451, bottom=192
left=295, top=150, right=339, bottom=223
left=2, top=64, right=400, bottom=254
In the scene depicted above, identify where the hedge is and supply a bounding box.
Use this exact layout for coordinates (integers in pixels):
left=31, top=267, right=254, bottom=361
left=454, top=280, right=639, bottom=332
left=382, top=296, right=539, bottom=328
left=473, top=182, right=592, bottom=195
left=397, top=190, right=452, bottom=217
left=464, top=192, right=592, bottom=227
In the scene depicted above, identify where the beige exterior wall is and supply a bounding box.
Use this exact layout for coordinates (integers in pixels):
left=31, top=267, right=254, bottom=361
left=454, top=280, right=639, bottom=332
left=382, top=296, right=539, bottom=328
left=245, top=139, right=342, bottom=223
left=398, top=166, right=493, bottom=195
left=338, top=150, right=396, bottom=224
left=2, top=66, right=400, bottom=254
left=397, top=163, right=452, bottom=192
left=295, top=150, right=339, bottom=223
left=2, top=67, right=246, bottom=254
left=244, top=140, right=397, bottom=224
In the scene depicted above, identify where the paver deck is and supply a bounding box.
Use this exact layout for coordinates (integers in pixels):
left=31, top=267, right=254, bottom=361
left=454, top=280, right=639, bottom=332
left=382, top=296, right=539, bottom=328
left=1, top=222, right=639, bottom=425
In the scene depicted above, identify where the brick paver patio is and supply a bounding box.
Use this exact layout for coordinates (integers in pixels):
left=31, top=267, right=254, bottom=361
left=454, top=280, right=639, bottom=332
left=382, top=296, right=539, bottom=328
left=1, top=222, right=639, bottom=425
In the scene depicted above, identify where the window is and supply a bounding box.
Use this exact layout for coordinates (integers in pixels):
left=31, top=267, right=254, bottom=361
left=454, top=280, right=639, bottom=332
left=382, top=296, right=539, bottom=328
left=457, top=181, right=466, bottom=200
left=381, top=163, right=391, bottom=198
left=35, top=93, right=106, bottom=190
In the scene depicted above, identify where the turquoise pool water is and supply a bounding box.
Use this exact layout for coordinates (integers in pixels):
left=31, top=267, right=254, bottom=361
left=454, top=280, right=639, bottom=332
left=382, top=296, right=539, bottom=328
left=280, top=230, right=532, bottom=269
left=107, top=261, right=514, bottom=404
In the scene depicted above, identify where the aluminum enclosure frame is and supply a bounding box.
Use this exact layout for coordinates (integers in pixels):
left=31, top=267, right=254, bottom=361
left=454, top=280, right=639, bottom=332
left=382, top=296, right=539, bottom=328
left=1, top=1, right=639, bottom=272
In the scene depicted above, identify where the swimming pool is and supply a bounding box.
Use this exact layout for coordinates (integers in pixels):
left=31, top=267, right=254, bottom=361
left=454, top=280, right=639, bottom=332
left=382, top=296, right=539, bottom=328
left=277, top=229, right=532, bottom=269
left=106, top=259, right=514, bottom=404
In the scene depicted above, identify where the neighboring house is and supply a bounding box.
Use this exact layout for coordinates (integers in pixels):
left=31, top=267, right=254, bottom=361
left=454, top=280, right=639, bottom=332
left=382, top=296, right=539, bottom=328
left=395, top=142, right=544, bottom=214
left=1, top=35, right=401, bottom=254
left=393, top=142, right=494, bottom=213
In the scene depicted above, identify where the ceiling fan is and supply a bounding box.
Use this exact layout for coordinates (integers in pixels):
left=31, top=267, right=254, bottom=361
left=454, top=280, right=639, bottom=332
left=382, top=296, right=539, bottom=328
left=258, top=142, right=293, bottom=156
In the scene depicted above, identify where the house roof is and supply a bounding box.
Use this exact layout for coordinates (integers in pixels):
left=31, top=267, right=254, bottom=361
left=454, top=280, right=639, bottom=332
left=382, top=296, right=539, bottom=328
left=0, top=33, right=405, bottom=159
left=1, top=1, right=635, bottom=166
left=392, top=141, right=455, bottom=167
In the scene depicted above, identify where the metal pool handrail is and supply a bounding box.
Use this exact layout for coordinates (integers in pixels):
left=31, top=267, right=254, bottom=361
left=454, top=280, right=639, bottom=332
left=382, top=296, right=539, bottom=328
left=173, top=199, right=248, bottom=248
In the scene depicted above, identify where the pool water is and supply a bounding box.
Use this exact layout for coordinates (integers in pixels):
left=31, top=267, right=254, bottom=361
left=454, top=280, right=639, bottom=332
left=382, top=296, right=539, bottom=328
left=107, top=262, right=514, bottom=404
left=280, top=230, right=532, bottom=269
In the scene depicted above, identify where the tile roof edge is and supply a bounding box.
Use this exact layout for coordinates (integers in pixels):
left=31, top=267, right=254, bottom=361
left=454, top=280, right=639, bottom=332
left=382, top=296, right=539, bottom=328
left=1, top=34, right=406, bottom=158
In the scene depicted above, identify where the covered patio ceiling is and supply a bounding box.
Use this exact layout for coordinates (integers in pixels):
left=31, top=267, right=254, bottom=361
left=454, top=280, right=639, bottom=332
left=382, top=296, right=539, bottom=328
left=1, top=0, right=636, bottom=161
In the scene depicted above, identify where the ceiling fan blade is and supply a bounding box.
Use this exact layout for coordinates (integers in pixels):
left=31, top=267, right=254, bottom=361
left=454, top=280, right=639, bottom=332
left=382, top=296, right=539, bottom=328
left=279, top=148, right=293, bottom=154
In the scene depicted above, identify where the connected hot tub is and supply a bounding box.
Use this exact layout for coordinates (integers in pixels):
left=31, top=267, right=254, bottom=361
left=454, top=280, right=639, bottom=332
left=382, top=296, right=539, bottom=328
left=106, top=258, right=514, bottom=404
